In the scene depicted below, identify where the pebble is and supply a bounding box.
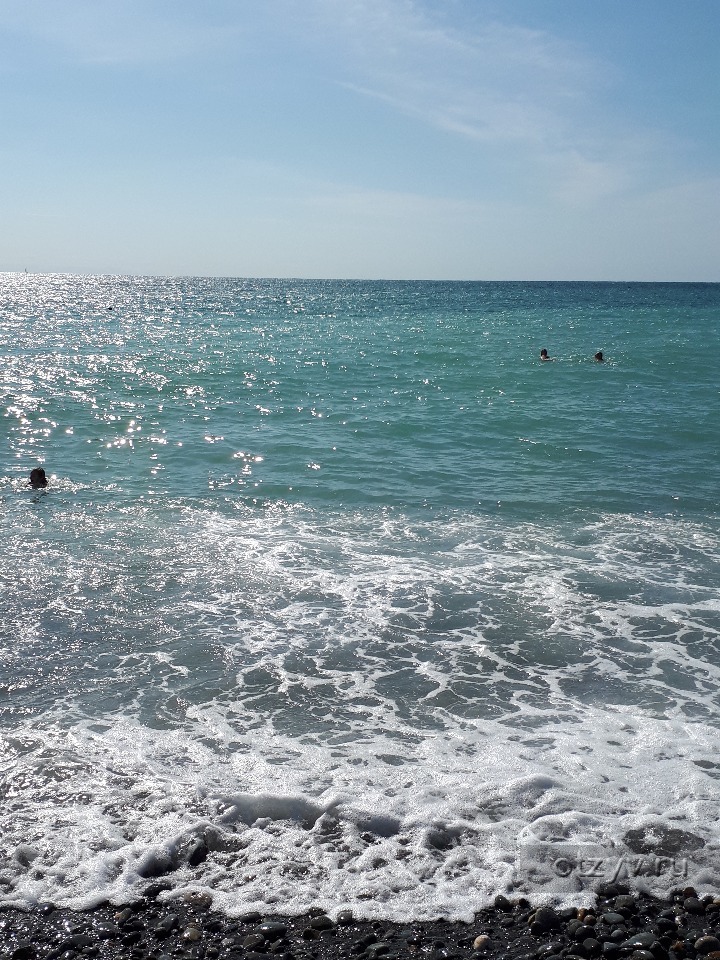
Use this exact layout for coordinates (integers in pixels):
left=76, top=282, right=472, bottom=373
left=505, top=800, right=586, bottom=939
left=245, top=933, right=267, bottom=948
left=154, top=914, right=180, bottom=938
left=696, top=938, right=720, bottom=954
left=259, top=920, right=289, bottom=939
left=473, top=935, right=492, bottom=951
left=615, top=897, right=638, bottom=912
left=533, top=908, right=562, bottom=928
left=621, top=932, right=658, bottom=949
left=603, top=914, right=626, bottom=925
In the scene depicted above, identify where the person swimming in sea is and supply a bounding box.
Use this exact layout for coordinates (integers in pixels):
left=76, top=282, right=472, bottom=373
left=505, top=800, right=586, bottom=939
left=540, top=348, right=553, bottom=361
left=29, top=467, right=48, bottom=488
left=594, top=351, right=604, bottom=362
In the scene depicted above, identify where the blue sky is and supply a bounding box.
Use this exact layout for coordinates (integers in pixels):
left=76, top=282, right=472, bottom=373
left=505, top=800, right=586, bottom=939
left=1, top=0, right=718, bottom=280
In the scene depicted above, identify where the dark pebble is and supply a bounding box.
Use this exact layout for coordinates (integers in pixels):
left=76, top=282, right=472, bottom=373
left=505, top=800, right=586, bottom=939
left=186, top=839, right=209, bottom=866
left=615, top=899, right=638, bottom=913
left=58, top=934, right=94, bottom=952
left=245, top=933, right=267, bottom=949
left=11, top=946, right=37, bottom=960
left=622, top=933, right=659, bottom=949
left=154, top=913, right=180, bottom=938
left=696, top=939, right=720, bottom=955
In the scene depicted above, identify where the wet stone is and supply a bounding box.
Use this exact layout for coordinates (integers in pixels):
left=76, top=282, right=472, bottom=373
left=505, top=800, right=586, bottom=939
left=696, top=940, right=720, bottom=955
left=530, top=907, right=562, bottom=931
left=154, top=914, right=180, bottom=938
left=630, top=952, right=656, bottom=960
left=337, top=911, right=355, bottom=926
left=604, top=915, right=628, bottom=926
left=537, top=942, right=564, bottom=957
left=615, top=898, right=638, bottom=912
left=310, top=915, right=334, bottom=930
left=186, top=840, right=208, bottom=866
left=245, top=933, right=268, bottom=949
left=473, top=935, right=492, bottom=952
left=11, top=946, right=37, bottom=960
left=57, top=934, right=94, bottom=952
left=259, top=921, right=289, bottom=940
left=622, top=933, right=658, bottom=950
left=365, top=945, right=392, bottom=959
left=684, top=901, right=704, bottom=915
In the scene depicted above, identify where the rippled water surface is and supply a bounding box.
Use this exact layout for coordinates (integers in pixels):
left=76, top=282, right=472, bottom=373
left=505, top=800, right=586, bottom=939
left=1, top=276, right=720, bottom=918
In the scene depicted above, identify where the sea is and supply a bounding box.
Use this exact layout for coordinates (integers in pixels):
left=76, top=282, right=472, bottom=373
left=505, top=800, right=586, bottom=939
left=1, top=275, right=720, bottom=921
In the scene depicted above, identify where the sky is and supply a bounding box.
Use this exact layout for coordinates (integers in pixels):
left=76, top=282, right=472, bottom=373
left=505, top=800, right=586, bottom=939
left=1, top=0, right=718, bottom=280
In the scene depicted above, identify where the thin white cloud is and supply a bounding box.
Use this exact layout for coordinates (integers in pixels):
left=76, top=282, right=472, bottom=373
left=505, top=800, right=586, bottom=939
left=297, top=0, right=608, bottom=145
left=281, top=0, right=677, bottom=207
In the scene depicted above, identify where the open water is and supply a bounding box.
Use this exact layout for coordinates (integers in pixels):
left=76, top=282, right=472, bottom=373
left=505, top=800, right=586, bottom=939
left=1, top=275, right=720, bottom=919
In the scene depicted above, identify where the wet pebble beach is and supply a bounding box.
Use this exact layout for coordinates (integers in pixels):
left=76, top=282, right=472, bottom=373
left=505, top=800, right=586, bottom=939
left=3, top=886, right=720, bottom=960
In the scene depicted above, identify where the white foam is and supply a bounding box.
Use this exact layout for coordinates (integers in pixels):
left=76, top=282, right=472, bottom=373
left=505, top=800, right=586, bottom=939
left=1, top=506, right=719, bottom=917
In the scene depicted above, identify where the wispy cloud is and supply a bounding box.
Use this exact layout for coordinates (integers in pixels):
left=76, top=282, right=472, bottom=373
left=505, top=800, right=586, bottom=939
left=297, top=0, right=608, bottom=144
left=280, top=0, right=668, bottom=206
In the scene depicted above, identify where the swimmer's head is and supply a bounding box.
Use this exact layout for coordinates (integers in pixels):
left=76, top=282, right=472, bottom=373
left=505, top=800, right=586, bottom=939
left=594, top=351, right=604, bottom=362
left=29, top=467, right=47, bottom=488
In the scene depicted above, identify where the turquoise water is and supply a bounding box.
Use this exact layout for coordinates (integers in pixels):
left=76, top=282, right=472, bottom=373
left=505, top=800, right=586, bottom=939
left=5, top=276, right=719, bottom=512
left=1, top=275, right=720, bottom=917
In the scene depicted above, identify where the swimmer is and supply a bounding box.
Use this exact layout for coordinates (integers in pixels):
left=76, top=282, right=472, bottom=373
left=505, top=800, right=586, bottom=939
left=594, top=351, right=604, bottom=362
left=29, top=467, right=48, bottom=488
left=540, top=348, right=553, bottom=361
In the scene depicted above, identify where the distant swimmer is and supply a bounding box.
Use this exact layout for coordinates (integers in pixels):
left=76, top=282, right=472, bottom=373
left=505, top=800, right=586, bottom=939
left=594, top=351, right=604, bottom=362
left=540, top=348, right=553, bottom=361
left=29, top=467, right=48, bottom=488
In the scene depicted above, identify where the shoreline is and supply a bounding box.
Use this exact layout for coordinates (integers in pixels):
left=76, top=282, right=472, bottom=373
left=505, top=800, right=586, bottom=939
left=3, top=886, right=720, bottom=960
